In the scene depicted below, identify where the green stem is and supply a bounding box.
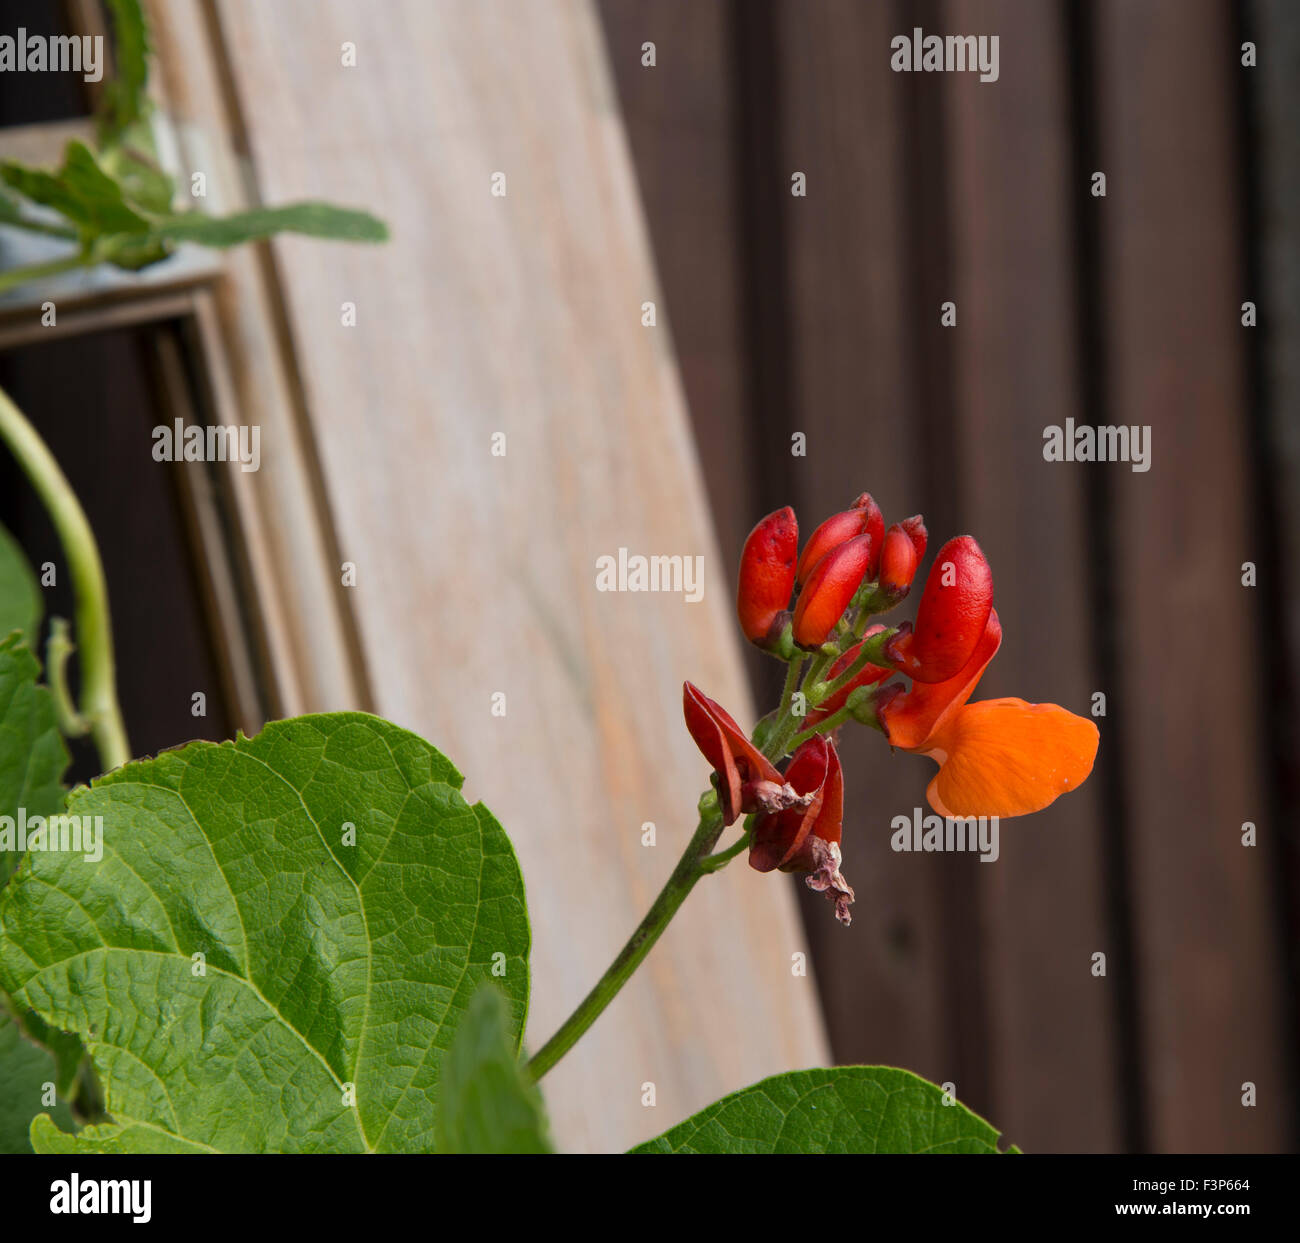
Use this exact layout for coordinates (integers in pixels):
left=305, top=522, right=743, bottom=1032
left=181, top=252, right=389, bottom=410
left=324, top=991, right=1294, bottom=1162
left=0, top=250, right=95, bottom=296
left=788, top=704, right=852, bottom=750
left=527, top=804, right=726, bottom=1082
left=765, top=650, right=833, bottom=760
left=814, top=626, right=897, bottom=706
left=0, top=385, right=130, bottom=772
left=45, top=617, right=89, bottom=736
left=0, top=215, right=79, bottom=243
left=779, top=653, right=805, bottom=715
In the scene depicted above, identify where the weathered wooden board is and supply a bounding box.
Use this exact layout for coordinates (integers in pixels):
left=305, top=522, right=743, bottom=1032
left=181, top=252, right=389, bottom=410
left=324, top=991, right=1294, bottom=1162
left=177, top=0, right=830, bottom=1152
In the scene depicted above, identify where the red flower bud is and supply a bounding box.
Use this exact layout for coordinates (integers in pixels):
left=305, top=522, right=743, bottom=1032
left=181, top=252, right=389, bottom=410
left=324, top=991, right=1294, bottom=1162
left=804, top=624, right=892, bottom=726
left=750, top=735, right=843, bottom=873
left=737, top=506, right=798, bottom=646
left=899, top=514, right=928, bottom=562
left=795, top=494, right=885, bottom=586
left=791, top=533, right=874, bottom=647
left=885, top=535, right=994, bottom=683
left=683, top=682, right=785, bottom=824
left=877, top=524, right=920, bottom=597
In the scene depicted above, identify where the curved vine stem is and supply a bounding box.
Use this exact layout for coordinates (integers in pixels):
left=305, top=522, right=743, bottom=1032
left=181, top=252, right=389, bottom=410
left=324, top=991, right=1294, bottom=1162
left=527, top=802, right=725, bottom=1082
left=0, top=384, right=130, bottom=773
left=529, top=648, right=828, bottom=1081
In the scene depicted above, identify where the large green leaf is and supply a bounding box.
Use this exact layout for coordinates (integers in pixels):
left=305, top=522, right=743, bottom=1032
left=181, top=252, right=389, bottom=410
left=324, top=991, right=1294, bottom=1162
left=0, top=712, right=530, bottom=1153
left=0, top=1009, right=76, bottom=1152
left=0, top=635, right=69, bottom=887
left=149, top=203, right=389, bottom=248
left=632, top=1067, right=1018, bottom=1154
left=435, top=984, right=552, bottom=1154
left=31, top=1114, right=208, bottom=1154
left=0, top=523, right=41, bottom=647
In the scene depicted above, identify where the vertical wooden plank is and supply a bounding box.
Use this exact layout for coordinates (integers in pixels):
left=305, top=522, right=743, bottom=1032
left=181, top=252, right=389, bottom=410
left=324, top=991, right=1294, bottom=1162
left=944, top=0, right=1120, bottom=1152
left=1096, top=0, right=1287, bottom=1151
left=207, top=0, right=829, bottom=1152
left=1250, top=0, right=1300, bottom=1147
left=145, top=0, right=370, bottom=720
left=772, top=0, right=955, bottom=1089
left=596, top=0, right=755, bottom=565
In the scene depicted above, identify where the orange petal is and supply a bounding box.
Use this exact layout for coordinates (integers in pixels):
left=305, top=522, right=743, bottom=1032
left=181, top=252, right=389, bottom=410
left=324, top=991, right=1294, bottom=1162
left=922, top=698, right=1099, bottom=819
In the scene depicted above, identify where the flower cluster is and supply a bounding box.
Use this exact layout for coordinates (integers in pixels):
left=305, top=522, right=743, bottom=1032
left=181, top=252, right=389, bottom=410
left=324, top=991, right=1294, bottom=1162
left=685, top=492, right=1099, bottom=925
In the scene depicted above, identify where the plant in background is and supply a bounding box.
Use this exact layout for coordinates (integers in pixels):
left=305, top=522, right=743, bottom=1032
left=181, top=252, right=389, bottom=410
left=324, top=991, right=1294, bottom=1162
left=0, top=0, right=386, bottom=298
left=0, top=378, right=1098, bottom=1152
left=0, top=0, right=1101, bottom=1158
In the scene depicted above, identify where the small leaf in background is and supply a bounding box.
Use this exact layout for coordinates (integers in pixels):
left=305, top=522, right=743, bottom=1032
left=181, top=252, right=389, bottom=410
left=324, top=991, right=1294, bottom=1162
left=631, top=1067, right=1018, bottom=1154
left=0, top=190, right=78, bottom=240
left=0, top=1010, right=77, bottom=1153
left=1, top=142, right=150, bottom=237
left=0, top=635, right=69, bottom=888
left=0, top=522, right=41, bottom=646
left=0, top=712, right=530, bottom=1153
left=149, top=203, right=390, bottom=248
left=98, top=0, right=151, bottom=147
left=99, top=145, right=174, bottom=216
left=436, top=984, right=553, bottom=1155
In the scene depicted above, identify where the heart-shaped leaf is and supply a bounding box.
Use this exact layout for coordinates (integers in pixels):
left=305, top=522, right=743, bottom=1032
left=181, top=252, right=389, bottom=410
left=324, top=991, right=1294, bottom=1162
left=0, top=712, right=530, bottom=1152
left=631, top=1067, right=1018, bottom=1153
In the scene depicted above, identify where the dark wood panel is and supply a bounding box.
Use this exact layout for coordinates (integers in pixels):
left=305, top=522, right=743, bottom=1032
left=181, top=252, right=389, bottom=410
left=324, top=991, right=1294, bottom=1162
left=1095, top=0, right=1288, bottom=1151
left=600, top=0, right=1296, bottom=1153
left=773, top=0, right=956, bottom=1091
left=597, top=0, right=755, bottom=566
left=944, top=0, right=1121, bottom=1153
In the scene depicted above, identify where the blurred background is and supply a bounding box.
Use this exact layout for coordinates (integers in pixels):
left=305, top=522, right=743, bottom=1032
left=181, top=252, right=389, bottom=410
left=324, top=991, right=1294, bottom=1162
left=596, top=0, right=1299, bottom=1153
left=0, top=0, right=1295, bottom=1152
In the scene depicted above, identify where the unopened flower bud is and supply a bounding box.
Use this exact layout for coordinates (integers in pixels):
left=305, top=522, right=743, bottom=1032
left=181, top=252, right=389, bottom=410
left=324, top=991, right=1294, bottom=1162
left=737, top=507, right=798, bottom=647
left=792, top=533, right=874, bottom=648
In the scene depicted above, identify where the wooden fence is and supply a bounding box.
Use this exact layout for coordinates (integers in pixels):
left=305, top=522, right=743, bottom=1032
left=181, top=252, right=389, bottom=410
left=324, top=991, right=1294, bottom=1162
left=599, top=0, right=1298, bottom=1152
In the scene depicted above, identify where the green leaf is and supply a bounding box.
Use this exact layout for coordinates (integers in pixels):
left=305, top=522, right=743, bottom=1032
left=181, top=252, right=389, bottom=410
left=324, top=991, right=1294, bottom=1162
left=17, top=1009, right=83, bottom=1097
left=98, top=0, right=152, bottom=146
left=0, top=190, right=78, bottom=240
left=0, top=628, right=82, bottom=1139
left=631, top=1067, right=1019, bottom=1154
left=0, top=1010, right=77, bottom=1152
left=31, top=1113, right=209, bottom=1154
left=1, top=141, right=150, bottom=236
left=99, top=146, right=174, bottom=216
left=97, top=232, right=173, bottom=272
left=148, top=203, right=389, bottom=248
left=0, top=635, right=69, bottom=887
left=0, top=712, right=530, bottom=1153
left=435, top=984, right=552, bottom=1154
left=0, top=523, right=41, bottom=647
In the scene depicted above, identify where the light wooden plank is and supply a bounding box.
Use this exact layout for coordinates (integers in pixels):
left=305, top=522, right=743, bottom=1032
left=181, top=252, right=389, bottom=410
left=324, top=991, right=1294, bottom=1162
left=208, top=0, right=829, bottom=1152
left=145, top=0, right=369, bottom=720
